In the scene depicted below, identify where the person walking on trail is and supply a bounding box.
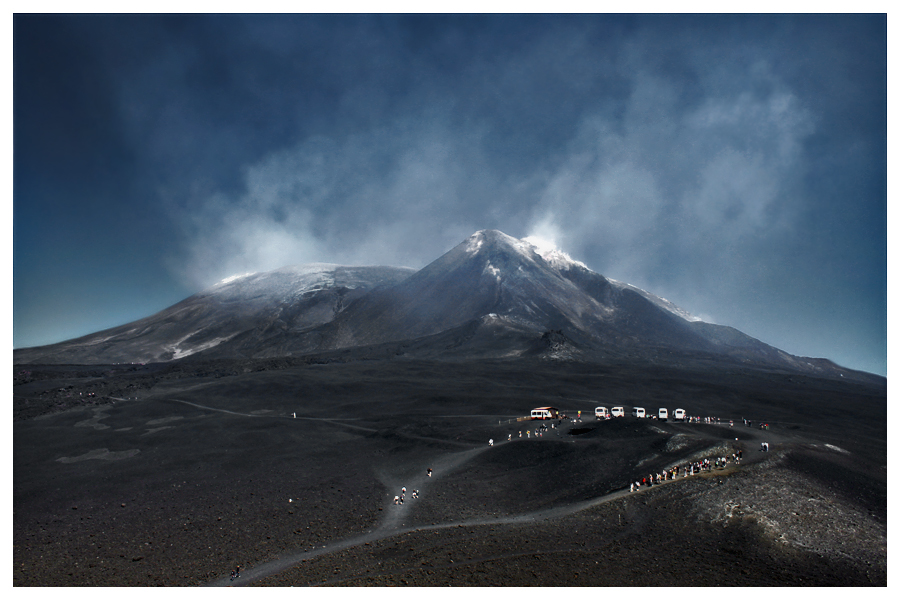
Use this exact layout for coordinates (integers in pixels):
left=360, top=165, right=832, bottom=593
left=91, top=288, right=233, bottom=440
left=508, top=433, right=512, bottom=441
left=427, top=468, right=432, bottom=477
left=489, top=438, right=494, bottom=446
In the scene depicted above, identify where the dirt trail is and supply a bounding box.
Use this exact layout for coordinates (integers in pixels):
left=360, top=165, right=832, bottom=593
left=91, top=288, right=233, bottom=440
left=207, top=431, right=752, bottom=587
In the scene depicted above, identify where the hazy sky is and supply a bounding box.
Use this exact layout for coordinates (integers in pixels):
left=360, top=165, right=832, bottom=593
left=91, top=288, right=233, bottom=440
left=13, top=13, right=887, bottom=375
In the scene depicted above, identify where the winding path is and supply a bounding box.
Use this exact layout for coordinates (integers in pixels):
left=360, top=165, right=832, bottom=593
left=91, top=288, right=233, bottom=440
left=205, top=435, right=748, bottom=587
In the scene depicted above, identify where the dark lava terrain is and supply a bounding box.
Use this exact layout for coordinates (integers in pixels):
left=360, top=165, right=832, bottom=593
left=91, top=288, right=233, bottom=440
left=12, top=356, right=886, bottom=586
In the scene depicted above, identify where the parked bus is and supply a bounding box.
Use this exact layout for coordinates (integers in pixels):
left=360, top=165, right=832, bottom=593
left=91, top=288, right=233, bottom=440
left=674, top=408, right=686, bottom=421
left=611, top=406, right=625, bottom=417
left=632, top=407, right=646, bottom=418
left=595, top=406, right=609, bottom=419
left=531, top=407, right=560, bottom=420
left=658, top=408, right=668, bottom=421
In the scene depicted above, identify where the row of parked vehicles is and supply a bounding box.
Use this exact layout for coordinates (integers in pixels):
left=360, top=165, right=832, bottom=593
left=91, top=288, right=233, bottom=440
left=530, top=406, right=688, bottom=422
left=594, top=406, right=686, bottom=421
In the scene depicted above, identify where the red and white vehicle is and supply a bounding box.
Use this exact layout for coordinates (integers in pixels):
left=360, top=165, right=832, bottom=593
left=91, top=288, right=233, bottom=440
left=531, top=407, right=560, bottom=420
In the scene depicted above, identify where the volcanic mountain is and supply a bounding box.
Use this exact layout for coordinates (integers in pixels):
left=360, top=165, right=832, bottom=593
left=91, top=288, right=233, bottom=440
left=13, top=230, right=858, bottom=377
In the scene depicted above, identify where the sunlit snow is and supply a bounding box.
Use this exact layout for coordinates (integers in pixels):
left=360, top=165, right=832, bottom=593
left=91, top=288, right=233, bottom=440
left=217, top=272, right=255, bottom=285
left=523, top=236, right=587, bottom=270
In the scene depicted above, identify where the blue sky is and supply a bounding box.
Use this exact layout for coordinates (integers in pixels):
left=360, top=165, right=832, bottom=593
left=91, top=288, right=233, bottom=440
left=12, top=12, right=887, bottom=375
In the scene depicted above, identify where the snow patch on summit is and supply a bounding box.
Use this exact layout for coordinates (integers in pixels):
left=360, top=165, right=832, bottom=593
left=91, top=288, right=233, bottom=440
left=523, top=236, right=587, bottom=270
left=217, top=272, right=255, bottom=285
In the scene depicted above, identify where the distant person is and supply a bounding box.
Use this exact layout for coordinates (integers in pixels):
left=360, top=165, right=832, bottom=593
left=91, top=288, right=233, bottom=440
left=427, top=468, right=432, bottom=477
left=394, top=495, right=400, bottom=505
left=489, top=439, right=494, bottom=446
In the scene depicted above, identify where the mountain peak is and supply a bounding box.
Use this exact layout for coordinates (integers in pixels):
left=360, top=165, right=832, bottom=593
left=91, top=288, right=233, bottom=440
left=464, top=229, right=587, bottom=271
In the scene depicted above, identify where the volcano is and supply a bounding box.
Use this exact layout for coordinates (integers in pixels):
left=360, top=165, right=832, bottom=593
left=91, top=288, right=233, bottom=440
left=13, top=230, right=863, bottom=379
left=13, top=230, right=887, bottom=587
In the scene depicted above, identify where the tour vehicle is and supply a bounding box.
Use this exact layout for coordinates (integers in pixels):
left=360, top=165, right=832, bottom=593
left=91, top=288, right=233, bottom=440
left=632, top=407, right=646, bottom=418
left=658, top=408, right=668, bottom=421
left=595, top=406, right=609, bottom=419
left=611, top=406, right=625, bottom=417
left=674, top=408, right=686, bottom=420
left=531, top=407, right=560, bottom=420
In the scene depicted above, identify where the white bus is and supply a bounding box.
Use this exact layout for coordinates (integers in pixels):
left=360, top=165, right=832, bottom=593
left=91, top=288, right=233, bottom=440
left=611, top=406, right=625, bottom=417
left=658, top=408, right=668, bottom=421
left=674, top=408, right=686, bottom=421
left=595, top=406, right=609, bottom=419
left=632, top=407, right=646, bottom=418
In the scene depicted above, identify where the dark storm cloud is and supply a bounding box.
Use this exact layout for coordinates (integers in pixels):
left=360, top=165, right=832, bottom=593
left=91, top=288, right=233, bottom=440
left=13, top=14, right=886, bottom=375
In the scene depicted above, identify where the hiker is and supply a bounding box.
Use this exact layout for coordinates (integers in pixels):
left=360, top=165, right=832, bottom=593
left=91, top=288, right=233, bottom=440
left=427, top=468, right=432, bottom=477
left=489, top=438, right=494, bottom=446
left=393, top=495, right=400, bottom=505
left=508, top=433, right=512, bottom=441
left=630, top=482, right=635, bottom=492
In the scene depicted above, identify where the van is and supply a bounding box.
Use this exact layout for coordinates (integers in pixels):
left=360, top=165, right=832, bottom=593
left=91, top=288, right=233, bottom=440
left=632, top=407, right=646, bottom=418
left=674, top=408, right=685, bottom=421
left=658, top=408, right=668, bottom=421
left=595, top=406, right=609, bottom=419
left=611, top=406, right=624, bottom=418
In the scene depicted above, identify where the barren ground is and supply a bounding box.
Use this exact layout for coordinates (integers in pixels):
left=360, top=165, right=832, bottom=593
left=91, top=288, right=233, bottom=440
left=12, top=358, right=887, bottom=586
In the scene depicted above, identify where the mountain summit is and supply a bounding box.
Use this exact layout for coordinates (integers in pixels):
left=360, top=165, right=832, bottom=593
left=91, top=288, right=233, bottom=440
left=14, top=230, right=856, bottom=377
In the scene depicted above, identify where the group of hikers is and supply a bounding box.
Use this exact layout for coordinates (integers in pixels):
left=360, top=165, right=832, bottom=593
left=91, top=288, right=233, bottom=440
left=629, top=451, right=745, bottom=493
left=500, top=423, right=555, bottom=443
left=393, top=485, right=420, bottom=505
